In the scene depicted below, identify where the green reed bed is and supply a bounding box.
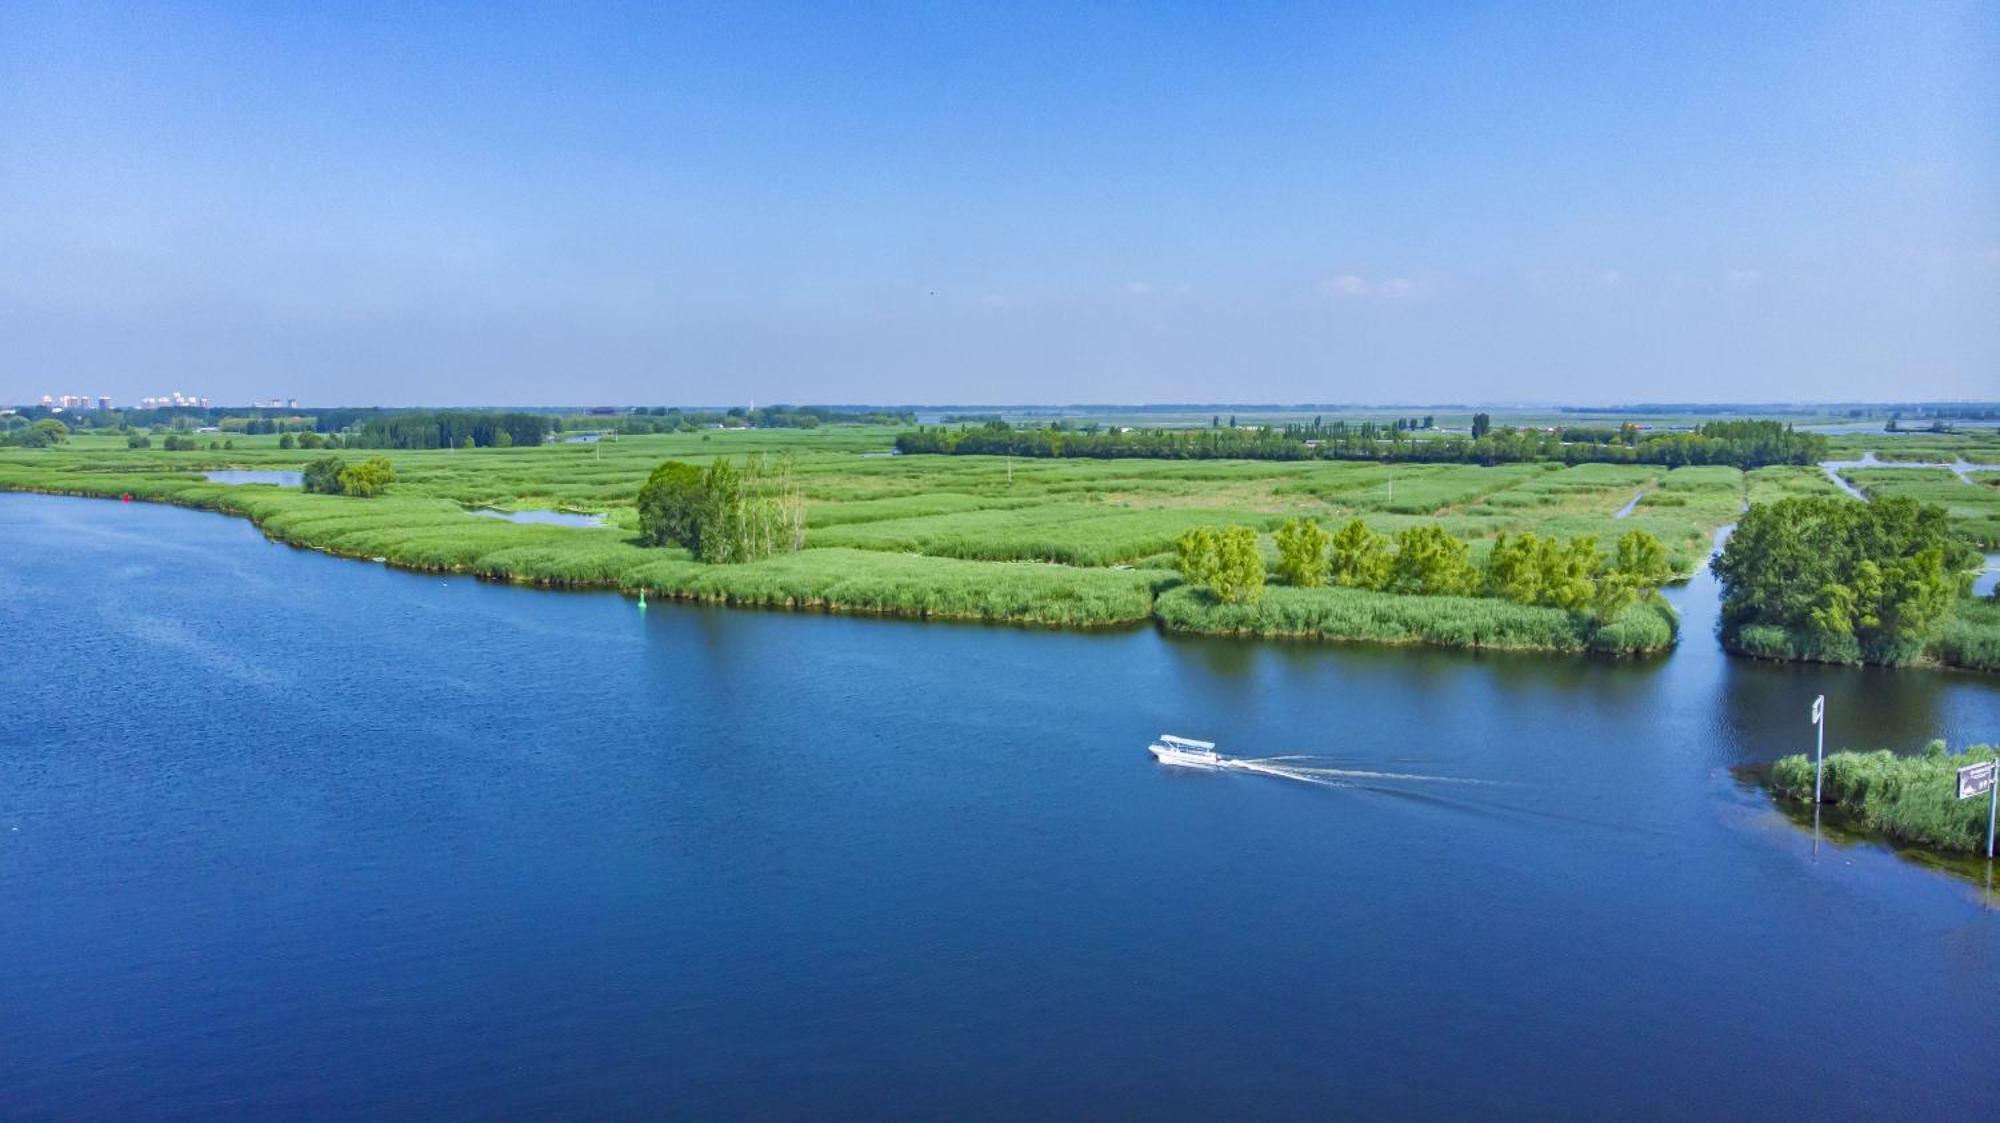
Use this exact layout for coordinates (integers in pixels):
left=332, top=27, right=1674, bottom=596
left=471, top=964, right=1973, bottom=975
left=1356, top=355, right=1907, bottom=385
left=1931, top=599, right=2000, bottom=674
left=1844, top=468, right=2000, bottom=548
left=803, top=491, right=1039, bottom=528
left=625, top=547, right=1159, bottom=626
left=810, top=503, right=1278, bottom=566
left=1745, top=465, right=1849, bottom=504
left=1153, top=583, right=1676, bottom=654
left=1770, top=743, right=2000, bottom=853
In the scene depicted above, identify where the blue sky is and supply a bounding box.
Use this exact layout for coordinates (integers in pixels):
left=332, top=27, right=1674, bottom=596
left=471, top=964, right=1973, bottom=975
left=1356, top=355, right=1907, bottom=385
left=2, top=2, right=1994, bottom=406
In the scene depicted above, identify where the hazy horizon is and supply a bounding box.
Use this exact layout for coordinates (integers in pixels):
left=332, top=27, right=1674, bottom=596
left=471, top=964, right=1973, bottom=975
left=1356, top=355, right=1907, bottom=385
left=4, top=2, right=1995, bottom=406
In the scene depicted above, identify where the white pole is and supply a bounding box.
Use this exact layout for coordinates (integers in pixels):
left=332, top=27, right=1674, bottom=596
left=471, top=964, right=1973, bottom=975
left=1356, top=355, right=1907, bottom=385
left=1812, top=695, right=1826, bottom=805
left=1988, top=756, right=1997, bottom=860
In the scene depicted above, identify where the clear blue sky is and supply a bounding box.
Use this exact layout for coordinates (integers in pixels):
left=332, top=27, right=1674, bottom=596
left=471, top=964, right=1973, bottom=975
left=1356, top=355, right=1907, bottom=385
left=2, top=1, right=1994, bottom=406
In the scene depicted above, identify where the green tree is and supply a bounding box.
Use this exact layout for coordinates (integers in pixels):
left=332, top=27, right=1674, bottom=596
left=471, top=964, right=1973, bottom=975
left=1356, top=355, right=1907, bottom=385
left=1388, top=524, right=1477, bottom=596
left=1273, top=517, right=1331, bottom=587
left=637, top=456, right=806, bottom=563
left=1536, top=536, right=1603, bottom=614
left=1484, top=533, right=1545, bottom=603
left=1210, top=526, right=1265, bottom=604
left=1471, top=412, right=1491, bottom=440
left=1176, top=526, right=1222, bottom=589
left=336, top=457, right=396, bottom=497
left=13, top=419, right=69, bottom=447
left=302, top=457, right=345, bottom=494
left=636, top=460, right=707, bottom=550
left=1328, top=518, right=1392, bottom=589
left=1612, top=529, right=1673, bottom=586
left=278, top=433, right=297, bottom=449
left=1713, top=496, right=1971, bottom=663
left=126, top=433, right=151, bottom=449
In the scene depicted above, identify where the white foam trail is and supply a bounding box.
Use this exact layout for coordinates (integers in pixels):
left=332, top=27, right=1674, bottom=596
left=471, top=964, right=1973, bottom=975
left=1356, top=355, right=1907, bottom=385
left=1219, top=758, right=1352, bottom=787
left=1223, top=756, right=1501, bottom=787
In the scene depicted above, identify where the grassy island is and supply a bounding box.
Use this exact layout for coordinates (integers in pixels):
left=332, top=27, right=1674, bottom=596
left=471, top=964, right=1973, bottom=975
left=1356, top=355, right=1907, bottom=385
left=1770, top=744, right=2000, bottom=854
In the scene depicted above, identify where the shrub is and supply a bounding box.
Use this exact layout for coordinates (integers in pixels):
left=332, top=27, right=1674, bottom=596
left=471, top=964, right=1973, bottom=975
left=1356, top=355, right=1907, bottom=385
left=1388, top=524, right=1476, bottom=596
left=338, top=457, right=396, bottom=498
left=1274, top=516, right=1331, bottom=587
left=1174, top=524, right=1264, bottom=603
left=303, top=457, right=345, bottom=495
left=1328, top=518, right=1392, bottom=589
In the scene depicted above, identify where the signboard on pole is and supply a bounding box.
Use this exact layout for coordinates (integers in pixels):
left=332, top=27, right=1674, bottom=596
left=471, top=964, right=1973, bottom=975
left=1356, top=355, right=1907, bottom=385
left=1958, top=760, right=1997, bottom=801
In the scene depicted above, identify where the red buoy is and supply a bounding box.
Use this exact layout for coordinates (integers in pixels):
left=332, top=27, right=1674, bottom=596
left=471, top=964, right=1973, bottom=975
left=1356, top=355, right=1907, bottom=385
left=121, top=492, right=133, bottom=502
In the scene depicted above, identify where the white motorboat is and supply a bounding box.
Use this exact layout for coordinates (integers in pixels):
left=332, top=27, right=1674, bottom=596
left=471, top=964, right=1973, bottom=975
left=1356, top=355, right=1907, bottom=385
left=1148, top=734, right=1221, bottom=768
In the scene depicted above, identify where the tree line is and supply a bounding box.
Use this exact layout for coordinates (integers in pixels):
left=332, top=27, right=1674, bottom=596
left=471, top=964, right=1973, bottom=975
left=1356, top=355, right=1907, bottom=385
left=345, top=411, right=549, bottom=450
left=1177, top=518, right=1675, bottom=618
left=637, top=455, right=806, bottom=563
left=619, top=405, right=916, bottom=433
left=1712, top=496, right=1979, bottom=665
left=893, top=419, right=1827, bottom=469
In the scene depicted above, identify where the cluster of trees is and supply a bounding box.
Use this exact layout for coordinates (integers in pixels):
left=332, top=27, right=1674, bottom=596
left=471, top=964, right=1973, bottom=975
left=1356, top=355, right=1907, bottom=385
left=619, top=406, right=915, bottom=433
left=302, top=456, right=397, bottom=498
left=894, top=419, right=1827, bottom=469
left=0, top=418, right=69, bottom=447
left=1177, top=518, right=1675, bottom=617
left=636, top=455, right=806, bottom=563
left=1275, top=415, right=1435, bottom=438
left=347, top=411, right=548, bottom=450
left=1174, top=526, right=1266, bottom=603
left=277, top=432, right=343, bottom=449
left=1713, top=496, right=1977, bottom=664
left=227, top=416, right=315, bottom=435
left=156, top=434, right=234, bottom=451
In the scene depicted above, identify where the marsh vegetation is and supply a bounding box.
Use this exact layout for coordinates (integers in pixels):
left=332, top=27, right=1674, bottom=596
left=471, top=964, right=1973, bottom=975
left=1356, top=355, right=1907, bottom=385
left=2, top=418, right=1993, bottom=666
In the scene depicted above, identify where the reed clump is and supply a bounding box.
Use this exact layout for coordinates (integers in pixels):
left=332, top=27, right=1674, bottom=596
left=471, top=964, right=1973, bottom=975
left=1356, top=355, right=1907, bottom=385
left=1770, top=742, right=2000, bottom=853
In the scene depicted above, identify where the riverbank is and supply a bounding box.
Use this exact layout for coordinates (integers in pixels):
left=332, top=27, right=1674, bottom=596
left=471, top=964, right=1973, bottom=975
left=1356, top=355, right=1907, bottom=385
left=0, top=468, right=1165, bottom=627
left=1724, top=601, right=2000, bottom=674
left=1154, top=584, right=1676, bottom=654
left=0, top=463, right=1679, bottom=655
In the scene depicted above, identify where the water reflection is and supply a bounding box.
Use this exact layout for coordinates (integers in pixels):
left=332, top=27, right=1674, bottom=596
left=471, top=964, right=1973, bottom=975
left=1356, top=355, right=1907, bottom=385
left=470, top=507, right=605, bottom=527
left=204, top=470, right=302, bottom=487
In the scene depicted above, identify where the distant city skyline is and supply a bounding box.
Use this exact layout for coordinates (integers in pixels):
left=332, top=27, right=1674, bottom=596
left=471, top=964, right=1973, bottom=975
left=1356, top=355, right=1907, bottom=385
left=3, top=2, right=1994, bottom=406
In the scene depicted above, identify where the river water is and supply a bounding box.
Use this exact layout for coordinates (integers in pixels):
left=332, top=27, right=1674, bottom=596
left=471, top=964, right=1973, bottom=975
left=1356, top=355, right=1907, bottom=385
left=2, top=494, right=1997, bottom=1117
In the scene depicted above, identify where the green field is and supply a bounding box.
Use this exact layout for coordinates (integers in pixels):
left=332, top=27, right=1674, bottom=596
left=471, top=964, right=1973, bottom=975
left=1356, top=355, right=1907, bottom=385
left=0, top=423, right=1970, bottom=659
left=1842, top=468, right=2000, bottom=549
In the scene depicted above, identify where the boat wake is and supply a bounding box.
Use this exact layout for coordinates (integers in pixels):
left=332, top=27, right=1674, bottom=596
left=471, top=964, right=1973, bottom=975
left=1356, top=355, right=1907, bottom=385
left=1147, top=734, right=1499, bottom=790
left=1223, top=756, right=1501, bottom=789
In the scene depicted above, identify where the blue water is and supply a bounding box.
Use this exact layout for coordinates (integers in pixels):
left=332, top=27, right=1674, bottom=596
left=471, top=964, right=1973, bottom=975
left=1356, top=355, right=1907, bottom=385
left=471, top=507, right=606, bottom=527
left=204, top=470, right=303, bottom=487
left=3, top=493, right=1998, bottom=1117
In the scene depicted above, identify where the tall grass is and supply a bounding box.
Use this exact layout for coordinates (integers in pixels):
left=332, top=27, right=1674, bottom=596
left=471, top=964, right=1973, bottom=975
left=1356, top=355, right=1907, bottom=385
left=1154, top=583, right=1675, bottom=654
left=1770, top=743, right=2000, bottom=852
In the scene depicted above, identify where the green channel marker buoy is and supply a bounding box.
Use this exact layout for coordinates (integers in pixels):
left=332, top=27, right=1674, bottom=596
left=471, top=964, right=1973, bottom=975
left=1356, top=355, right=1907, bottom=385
left=637, top=588, right=647, bottom=610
